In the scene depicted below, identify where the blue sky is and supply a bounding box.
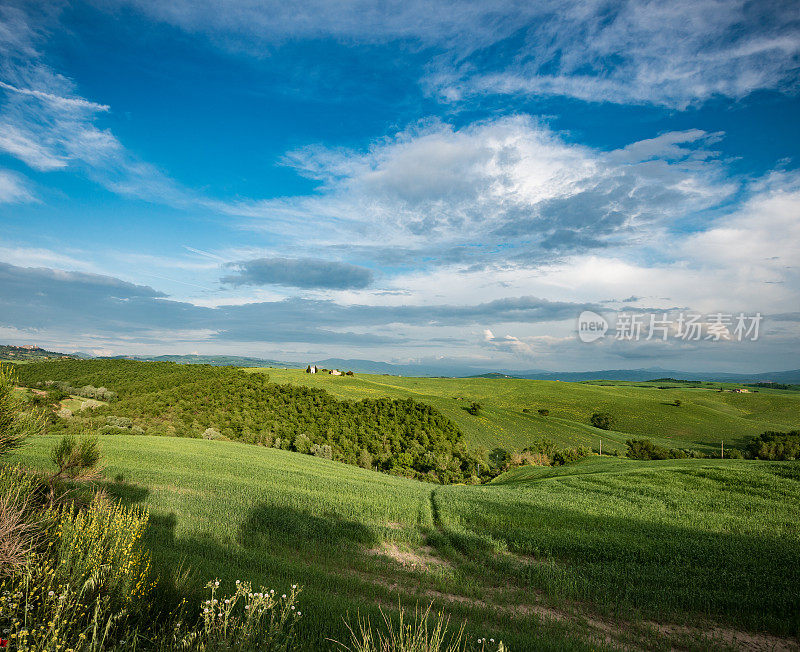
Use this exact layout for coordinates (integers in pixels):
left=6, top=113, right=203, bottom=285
left=1, top=0, right=799, bottom=372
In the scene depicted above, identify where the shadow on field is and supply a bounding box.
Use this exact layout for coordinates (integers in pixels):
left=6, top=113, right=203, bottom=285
left=102, top=478, right=150, bottom=503
left=238, top=502, right=377, bottom=551
left=435, top=489, right=800, bottom=637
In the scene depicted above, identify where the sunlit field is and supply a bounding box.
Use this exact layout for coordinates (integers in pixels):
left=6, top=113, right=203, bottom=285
left=250, top=368, right=800, bottom=455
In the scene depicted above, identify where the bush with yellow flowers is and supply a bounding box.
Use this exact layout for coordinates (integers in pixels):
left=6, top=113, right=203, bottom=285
left=0, top=492, right=154, bottom=651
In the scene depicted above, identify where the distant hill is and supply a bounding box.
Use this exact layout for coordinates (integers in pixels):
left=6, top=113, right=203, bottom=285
left=313, top=360, right=800, bottom=383
left=311, top=358, right=504, bottom=377
left=0, top=344, right=73, bottom=361
left=6, top=343, right=799, bottom=383
left=506, top=368, right=800, bottom=383
left=99, top=354, right=297, bottom=368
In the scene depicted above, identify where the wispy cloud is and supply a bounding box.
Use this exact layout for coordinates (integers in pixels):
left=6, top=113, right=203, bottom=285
left=0, top=169, right=34, bottom=203
left=0, top=4, right=195, bottom=203
left=0, top=80, right=110, bottom=112
left=106, top=0, right=800, bottom=108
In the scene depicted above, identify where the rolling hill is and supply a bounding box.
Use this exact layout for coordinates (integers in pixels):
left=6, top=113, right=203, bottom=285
left=12, top=436, right=800, bottom=651
left=250, top=368, right=800, bottom=454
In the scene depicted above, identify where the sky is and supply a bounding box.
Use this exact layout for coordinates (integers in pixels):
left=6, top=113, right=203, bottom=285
left=1, top=0, right=799, bottom=373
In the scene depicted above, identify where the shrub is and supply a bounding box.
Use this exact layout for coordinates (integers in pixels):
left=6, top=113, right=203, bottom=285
left=358, top=448, right=373, bottom=469
left=523, top=438, right=558, bottom=458
left=170, top=580, right=302, bottom=651
left=0, top=363, right=45, bottom=457
left=726, top=448, right=744, bottom=459
left=590, top=412, right=614, bottom=430
left=106, top=416, right=133, bottom=429
left=465, top=402, right=482, bottom=416
left=0, top=495, right=153, bottom=649
left=311, top=443, right=333, bottom=459
left=46, top=388, right=70, bottom=402
left=0, top=481, right=35, bottom=576
left=293, top=432, right=312, bottom=454
left=51, top=435, right=101, bottom=480
left=510, top=451, right=550, bottom=467
left=553, top=446, right=592, bottom=465
left=626, top=439, right=670, bottom=460
left=489, top=447, right=511, bottom=471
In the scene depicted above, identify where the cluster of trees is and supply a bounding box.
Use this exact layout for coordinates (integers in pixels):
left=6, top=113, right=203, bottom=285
left=624, top=439, right=714, bottom=460
left=487, top=438, right=593, bottom=472
left=745, top=430, right=800, bottom=460
left=748, top=382, right=798, bottom=391
left=625, top=438, right=744, bottom=460
left=590, top=412, right=614, bottom=430
left=32, top=379, right=117, bottom=401
left=17, top=360, right=485, bottom=484
left=627, top=431, right=800, bottom=461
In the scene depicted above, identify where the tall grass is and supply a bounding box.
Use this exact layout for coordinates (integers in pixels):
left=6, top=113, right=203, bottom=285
left=338, top=604, right=464, bottom=652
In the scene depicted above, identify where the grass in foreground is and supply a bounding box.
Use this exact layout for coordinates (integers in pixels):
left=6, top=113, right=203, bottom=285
left=13, top=435, right=800, bottom=651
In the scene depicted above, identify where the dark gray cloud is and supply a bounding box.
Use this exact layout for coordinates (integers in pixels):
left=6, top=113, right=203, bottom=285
left=0, top=262, right=595, bottom=345
left=222, top=257, right=374, bottom=290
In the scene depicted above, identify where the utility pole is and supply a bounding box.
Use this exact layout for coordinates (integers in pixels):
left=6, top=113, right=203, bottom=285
left=721, top=440, right=724, bottom=459
left=599, top=438, right=602, bottom=456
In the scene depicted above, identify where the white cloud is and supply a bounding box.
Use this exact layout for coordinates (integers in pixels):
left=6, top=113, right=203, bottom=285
left=104, top=0, right=800, bottom=108
left=0, top=124, right=67, bottom=171
left=0, top=5, right=198, bottom=206
left=0, top=245, right=97, bottom=271
left=426, top=0, right=800, bottom=108
left=238, top=117, right=733, bottom=259
left=0, top=170, right=34, bottom=203
left=0, top=80, right=110, bottom=112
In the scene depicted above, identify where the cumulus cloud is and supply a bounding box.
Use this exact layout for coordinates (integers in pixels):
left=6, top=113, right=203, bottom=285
left=241, top=117, right=733, bottom=262
left=222, top=257, right=374, bottom=290
left=482, top=328, right=571, bottom=358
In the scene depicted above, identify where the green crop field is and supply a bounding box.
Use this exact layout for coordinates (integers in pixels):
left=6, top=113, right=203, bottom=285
left=247, top=368, right=800, bottom=455
left=12, top=435, right=800, bottom=651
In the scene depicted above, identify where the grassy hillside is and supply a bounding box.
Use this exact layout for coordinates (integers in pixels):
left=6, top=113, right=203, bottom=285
left=253, top=368, right=800, bottom=454
left=12, top=436, right=800, bottom=651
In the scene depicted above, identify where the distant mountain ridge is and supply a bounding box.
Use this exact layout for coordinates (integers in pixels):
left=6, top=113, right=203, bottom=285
left=502, top=368, right=800, bottom=383
left=99, top=354, right=296, bottom=368
left=4, top=344, right=798, bottom=383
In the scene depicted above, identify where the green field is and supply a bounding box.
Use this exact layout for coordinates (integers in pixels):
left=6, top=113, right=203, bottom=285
left=12, top=435, right=800, bottom=651
left=248, top=368, right=800, bottom=454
